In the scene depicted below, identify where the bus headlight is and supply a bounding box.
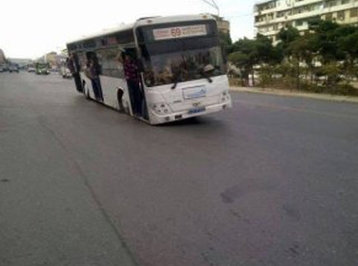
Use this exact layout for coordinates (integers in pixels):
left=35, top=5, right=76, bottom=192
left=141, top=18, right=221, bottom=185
left=152, top=103, right=171, bottom=114
left=221, top=91, right=230, bottom=102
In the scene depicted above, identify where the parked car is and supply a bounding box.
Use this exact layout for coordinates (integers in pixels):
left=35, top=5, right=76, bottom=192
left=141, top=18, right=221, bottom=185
left=0, top=64, right=8, bottom=72
left=9, top=65, right=19, bottom=73
left=27, top=66, right=36, bottom=72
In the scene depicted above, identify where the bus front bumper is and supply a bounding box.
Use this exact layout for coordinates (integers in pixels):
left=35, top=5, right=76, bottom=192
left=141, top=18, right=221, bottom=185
left=149, top=99, right=232, bottom=125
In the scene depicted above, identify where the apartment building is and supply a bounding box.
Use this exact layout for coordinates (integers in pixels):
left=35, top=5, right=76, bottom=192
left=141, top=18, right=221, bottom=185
left=211, top=15, right=231, bottom=35
left=254, top=0, right=358, bottom=42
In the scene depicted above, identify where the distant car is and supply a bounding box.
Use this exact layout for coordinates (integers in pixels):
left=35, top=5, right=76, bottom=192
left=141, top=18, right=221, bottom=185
left=0, top=65, right=8, bottom=72
left=9, top=65, right=19, bottom=73
left=27, top=67, right=36, bottom=72
left=60, top=66, right=72, bottom=78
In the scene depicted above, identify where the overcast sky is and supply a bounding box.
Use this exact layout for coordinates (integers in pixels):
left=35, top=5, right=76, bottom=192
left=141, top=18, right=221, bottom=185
left=0, top=0, right=256, bottom=59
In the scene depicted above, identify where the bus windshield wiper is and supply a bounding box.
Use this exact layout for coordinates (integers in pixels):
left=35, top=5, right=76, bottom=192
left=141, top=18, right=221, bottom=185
left=171, top=73, right=180, bottom=89
left=199, top=70, right=213, bottom=84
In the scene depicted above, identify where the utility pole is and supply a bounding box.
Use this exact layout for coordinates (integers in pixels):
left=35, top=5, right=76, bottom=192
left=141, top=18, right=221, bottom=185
left=201, top=0, right=220, bottom=16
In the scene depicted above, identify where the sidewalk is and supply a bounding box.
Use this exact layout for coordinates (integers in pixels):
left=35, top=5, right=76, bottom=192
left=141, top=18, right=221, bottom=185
left=230, top=86, right=358, bottom=104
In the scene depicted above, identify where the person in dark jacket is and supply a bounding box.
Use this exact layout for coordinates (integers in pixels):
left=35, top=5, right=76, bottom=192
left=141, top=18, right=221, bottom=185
left=67, top=52, right=83, bottom=92
left=123, top=53, right=142, bottom=116
left=85, top=54, right=104, bottom=102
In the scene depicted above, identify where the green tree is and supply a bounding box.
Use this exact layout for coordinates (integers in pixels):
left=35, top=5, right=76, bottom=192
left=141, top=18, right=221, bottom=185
left=309, top=20, right=343, bottom=63
left=277, top=26, right=300, bottom=51
left=287, top=34, right=317, bottom=88
left=338, top=27, right=358, bottom=82
left=228, top=51, right=251, bottom=86
left=229, top=35, right=276, bottom=86
left=218, top=32, right=233, bottom=56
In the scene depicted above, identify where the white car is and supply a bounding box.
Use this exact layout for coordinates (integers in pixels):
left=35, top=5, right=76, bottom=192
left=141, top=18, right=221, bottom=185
left=27, top=67, right=35, bottom=72
left=60, top=66, right=72, bottom=78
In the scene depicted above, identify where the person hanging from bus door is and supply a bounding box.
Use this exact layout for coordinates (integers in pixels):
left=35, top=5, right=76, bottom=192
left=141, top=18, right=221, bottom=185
left=67, top=52, right=82, bottom=92
left=122, top=51, right=142, bottom=117
left=85, top=53, right=104, bottom=102
left=91, top=52, right=104, bottom=102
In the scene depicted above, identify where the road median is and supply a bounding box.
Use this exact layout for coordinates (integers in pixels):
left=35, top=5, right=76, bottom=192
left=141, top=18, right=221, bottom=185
left=230, top=86, right=358, bottom=104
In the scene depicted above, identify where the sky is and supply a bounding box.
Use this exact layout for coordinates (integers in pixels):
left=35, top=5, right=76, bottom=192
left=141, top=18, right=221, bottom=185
left=0, top=0, right=257, bottom=59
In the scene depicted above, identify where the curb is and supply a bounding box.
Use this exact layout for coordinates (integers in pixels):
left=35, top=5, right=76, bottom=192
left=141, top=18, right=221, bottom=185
left=230, top=86, right=358, bottom=104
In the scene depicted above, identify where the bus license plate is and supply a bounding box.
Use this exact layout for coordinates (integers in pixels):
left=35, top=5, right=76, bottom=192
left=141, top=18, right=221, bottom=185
left=188, top=107, right=206, bottom=114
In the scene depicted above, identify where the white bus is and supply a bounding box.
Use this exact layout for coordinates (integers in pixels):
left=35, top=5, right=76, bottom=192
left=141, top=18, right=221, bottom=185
left=67, top=14, right=232, bottom=125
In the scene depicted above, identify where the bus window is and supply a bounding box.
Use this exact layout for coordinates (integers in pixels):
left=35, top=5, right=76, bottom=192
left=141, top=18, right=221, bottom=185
left=96, top=48, right=124, bottom=78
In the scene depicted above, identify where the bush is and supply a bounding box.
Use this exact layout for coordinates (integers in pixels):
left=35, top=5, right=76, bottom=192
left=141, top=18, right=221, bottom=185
left=331, top=84, right=358, bottom=96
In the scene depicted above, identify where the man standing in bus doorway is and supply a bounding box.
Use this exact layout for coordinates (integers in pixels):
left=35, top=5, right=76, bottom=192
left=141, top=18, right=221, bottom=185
left=85, top=54, right=104, bottom=102
left=67, top=52, right=82, bottom=92
left=123, top=52, right=142, bottom=117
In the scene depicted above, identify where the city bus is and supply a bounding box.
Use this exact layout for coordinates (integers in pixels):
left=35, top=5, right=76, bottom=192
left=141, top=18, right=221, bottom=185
left=35, top=62, right=50, bottom=75
left=67, top=14, right=232, bottom=125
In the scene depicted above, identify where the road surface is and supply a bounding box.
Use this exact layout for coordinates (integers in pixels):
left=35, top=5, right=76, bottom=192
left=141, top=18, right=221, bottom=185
left=1, top=72, right=358, bottom=266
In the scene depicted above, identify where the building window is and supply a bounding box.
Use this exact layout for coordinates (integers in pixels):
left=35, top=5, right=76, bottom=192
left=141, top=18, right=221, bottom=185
left=350, top=8, right=358, bottom=17
left=296, top=20, right=305, bottom=26
left=324, top=1, right=337, bottom=8
left=337, top=11, right=345, bottom=21
left=325, top=13, right=333, bottom=20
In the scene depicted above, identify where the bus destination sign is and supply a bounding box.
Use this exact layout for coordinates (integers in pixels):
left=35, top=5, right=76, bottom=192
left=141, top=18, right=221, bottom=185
left=153, top=24, right=207, bottom=41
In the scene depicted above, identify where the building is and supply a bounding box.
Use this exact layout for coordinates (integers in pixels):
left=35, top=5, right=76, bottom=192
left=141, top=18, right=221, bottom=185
left=254, top=0, right=358, bottom=42
left=215, top=15, right=231, bottom=35
left=0, top=49, right=6, bottom=64
left=45, top=52, right=58, bottom=66
left=8, top=58, right=33, bottom=67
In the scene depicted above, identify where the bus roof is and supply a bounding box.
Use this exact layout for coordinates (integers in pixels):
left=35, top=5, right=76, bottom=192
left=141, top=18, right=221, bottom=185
left=67, top=14, right=215, bottom=45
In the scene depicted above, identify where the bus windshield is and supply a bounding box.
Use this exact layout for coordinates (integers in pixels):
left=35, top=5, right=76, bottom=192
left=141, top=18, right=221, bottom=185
left=137, top=21, right=226, bottom=87
left=37, top=63, right=48, bottom=69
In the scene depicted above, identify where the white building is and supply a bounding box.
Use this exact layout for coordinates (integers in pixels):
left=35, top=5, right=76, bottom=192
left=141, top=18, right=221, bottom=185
left=254, top=0, right=358, bottom=42
left=0, top=49, right=6, bottom=64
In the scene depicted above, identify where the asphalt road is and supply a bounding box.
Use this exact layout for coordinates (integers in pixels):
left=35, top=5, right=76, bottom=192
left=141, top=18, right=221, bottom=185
left=1, top=72, right=358, bottom=266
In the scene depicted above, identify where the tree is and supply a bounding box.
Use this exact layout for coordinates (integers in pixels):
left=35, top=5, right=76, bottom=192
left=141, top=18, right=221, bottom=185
left=219, top=32, right=233, bottom=56
left=308, top=20, right=343, bottom=63
left=277, top=26, right=300, bottom=51
left=338, top=28, right=358, bottom=82
left=229, top=35, right=277, bottom=86
left=228, top=52, right=251, bottom=86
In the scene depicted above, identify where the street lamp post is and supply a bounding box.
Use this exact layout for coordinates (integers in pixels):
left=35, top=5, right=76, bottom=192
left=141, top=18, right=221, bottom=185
left=201, top=0, right=220, bottom=16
